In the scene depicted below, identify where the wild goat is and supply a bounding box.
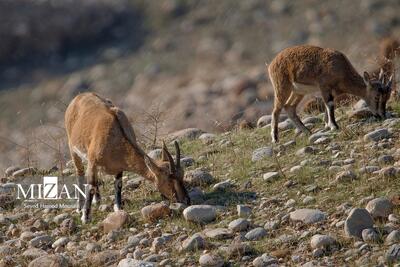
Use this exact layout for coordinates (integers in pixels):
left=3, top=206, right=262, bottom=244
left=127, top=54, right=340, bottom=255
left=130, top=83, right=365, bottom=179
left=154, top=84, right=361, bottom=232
left=372, top=37, right=399, bottom=97
left=268, top=45, right=393, bottom=143
left=65, top=92, right=190, bottom=223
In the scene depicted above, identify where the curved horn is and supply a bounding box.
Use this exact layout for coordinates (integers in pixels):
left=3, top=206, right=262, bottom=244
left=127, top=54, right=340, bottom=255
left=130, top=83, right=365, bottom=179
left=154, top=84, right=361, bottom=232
left=163, top=142, right=176, bottom=174
left=161, top=141, right=169, bottom=161
left=174, top=141, right=181, bottom=168
left=379, top=68, right=384, bottom=81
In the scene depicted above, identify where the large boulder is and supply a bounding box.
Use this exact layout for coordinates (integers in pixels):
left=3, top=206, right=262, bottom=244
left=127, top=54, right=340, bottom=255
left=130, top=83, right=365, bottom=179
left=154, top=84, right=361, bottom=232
left=344, top=208, right=374, bottom=238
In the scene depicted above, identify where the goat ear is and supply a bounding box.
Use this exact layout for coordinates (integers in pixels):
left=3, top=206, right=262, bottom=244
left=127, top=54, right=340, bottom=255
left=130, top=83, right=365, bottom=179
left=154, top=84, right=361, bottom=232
left=144, top=156, right=162, bottom=178
left=161, top=142, right=176, bottom=174
left=363, top=71, right=371, bottom=85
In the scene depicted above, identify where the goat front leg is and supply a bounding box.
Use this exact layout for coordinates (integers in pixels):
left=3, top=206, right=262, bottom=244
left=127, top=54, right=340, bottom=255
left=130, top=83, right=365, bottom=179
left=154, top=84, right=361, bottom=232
left=322, top=91, right=339, bottom=131
left=81, top=162, right=97, bottom=224
left=114, top=172, right=123, bottom=212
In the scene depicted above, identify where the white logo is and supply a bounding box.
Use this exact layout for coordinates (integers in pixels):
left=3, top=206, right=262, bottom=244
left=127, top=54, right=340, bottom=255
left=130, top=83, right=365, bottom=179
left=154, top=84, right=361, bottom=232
left=17, top=176, right=87, bottom=200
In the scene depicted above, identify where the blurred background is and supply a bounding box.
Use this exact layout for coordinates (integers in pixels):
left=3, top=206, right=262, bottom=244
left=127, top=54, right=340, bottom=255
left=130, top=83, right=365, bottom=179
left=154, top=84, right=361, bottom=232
left=0, top=0, right=399, bottom=170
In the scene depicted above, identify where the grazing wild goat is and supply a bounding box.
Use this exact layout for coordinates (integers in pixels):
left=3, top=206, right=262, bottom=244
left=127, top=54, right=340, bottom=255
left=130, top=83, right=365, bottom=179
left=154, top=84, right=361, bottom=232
left=372, top=37, right=399, bottom=97
left=65, top=92, right=190, bottom=223
left=268, top=45, right=393, bottom=143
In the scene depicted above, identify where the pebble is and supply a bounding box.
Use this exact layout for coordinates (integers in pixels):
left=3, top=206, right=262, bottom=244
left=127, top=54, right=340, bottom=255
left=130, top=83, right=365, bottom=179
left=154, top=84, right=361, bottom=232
left=237, top=205, right=251, bottom=217
left=228, top=218, right=250, bottom=232
left=181, top=233, right=206, bottom=251
left=365, top=197, right=393, bottom=219
left=310, top=234, right=336, bottom=249
left=184, top=169, right=215, bottom=186
left=289, top=209, right=326, bottom=224
left=245, top=227, right=267, bottom=241
left=183, top=205, right=216, bottom=224
left=252, top=147, right=273, bottom=161
left=363, top=128, right=391, bottom=142
left=361, top=228, right=379, bottom=243
left=385, top=230, right=400, bottom=245
left=199, top=253, right=224, bottom=267
left=141, top=203, right=171, bottom=222
left=263, top=172, right=280, bottom=182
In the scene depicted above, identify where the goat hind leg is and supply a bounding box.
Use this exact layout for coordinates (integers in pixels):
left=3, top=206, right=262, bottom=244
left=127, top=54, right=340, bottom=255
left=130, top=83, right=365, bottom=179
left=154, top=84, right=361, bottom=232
left=114, top=172, right=123, bottom=212
left=285, top=94, right=310, bottom=135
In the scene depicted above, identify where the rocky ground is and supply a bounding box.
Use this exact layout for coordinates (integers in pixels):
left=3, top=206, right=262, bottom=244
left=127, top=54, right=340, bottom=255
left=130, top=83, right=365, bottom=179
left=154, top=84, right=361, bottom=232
left=0, top=100, right=400, bottom=266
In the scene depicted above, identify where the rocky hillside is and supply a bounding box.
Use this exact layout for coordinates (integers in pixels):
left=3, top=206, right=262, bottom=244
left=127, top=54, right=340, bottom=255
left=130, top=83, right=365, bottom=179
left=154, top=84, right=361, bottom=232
left=0, top=101, right=400, bottom=266
left=1, top=0, right=400, bottom=169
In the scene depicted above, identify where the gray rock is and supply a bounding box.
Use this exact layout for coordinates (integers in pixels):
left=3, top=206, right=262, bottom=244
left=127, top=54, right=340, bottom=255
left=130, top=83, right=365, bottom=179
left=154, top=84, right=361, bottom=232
left=5, top=166, right=20, bottom=176
left=29, top=235, right=53, bottom=248
left=168, top=128, right=205, bottom=141
left=51, top=237, right=69, bottom=248
left=0, top=245, right=18, bottom=257
left=28, top=255, right=70, bottom=267
left=363, top=128, right=391, bottom=142
left=91, top=250, right=119, bottom=265
left=203, top=228, right=233, bottom=240
left=310, top=234, right=336, bottom=249
left=263, top=172, right=280, bottom=182
left=182, top=233, right=206, bottom=251
left=12, top=167, right=36, bottom=177
left=296, top=146, right=317, bottom=156
left=378, top=155, right=394, bottom=164
left=53, top=213, right=70, bottom=224
left=361, top=228, right=379, bottom=243
left=183, top=205, right=216, bottom=223
left=257, top=115, right=288, bottom=128
left=365, top=197, right=393, bottom=219
left=385, top=230, right=400, bottom=245
left=188, top=187, right=205, bottom=204
left=344, top=208, right=374, bottom=238
left=199, top=253, right=224, bottom=267
left=125, top=178, right=144, bottom=190
left=237, top=205, right=251, bottom=217
left=264, top=220, right=280, bottom=230
left=199, top=133, right=216, bottom=144
left=303, top=116, right=322, bottom=124
left=309, top=132, right=332, bottom=144
left=227, top=242, right=253, bottom=257
left=252, top=147, right=273, bottom=162
left=212, top=180, right=232, bottom=191
left=228, top=218, right=250, bottom=232
left=184, top=169, right=214, bottom=186
left=252, top=253, right=278, bottom=267
left=245, top=227, right=267, bottom=241
left=278, top=119, right=294, bottom=130
left=118, top=258, right=156, bottom=267
left=22, top=248, right=48, bottom=260
left=386, top=244, right=400, bottom=264
left=289, top=209, right=326, bottom=224
left=86, top=242, right=101, bottom=252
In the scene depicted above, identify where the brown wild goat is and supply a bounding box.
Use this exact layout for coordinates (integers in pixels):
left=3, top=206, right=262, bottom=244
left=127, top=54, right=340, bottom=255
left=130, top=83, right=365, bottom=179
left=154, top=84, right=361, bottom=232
left=268, top=45, right=393, bottom=143
left=65, top=92, right=190, bottom=223
left=371, top=37, right=399, bottom=97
